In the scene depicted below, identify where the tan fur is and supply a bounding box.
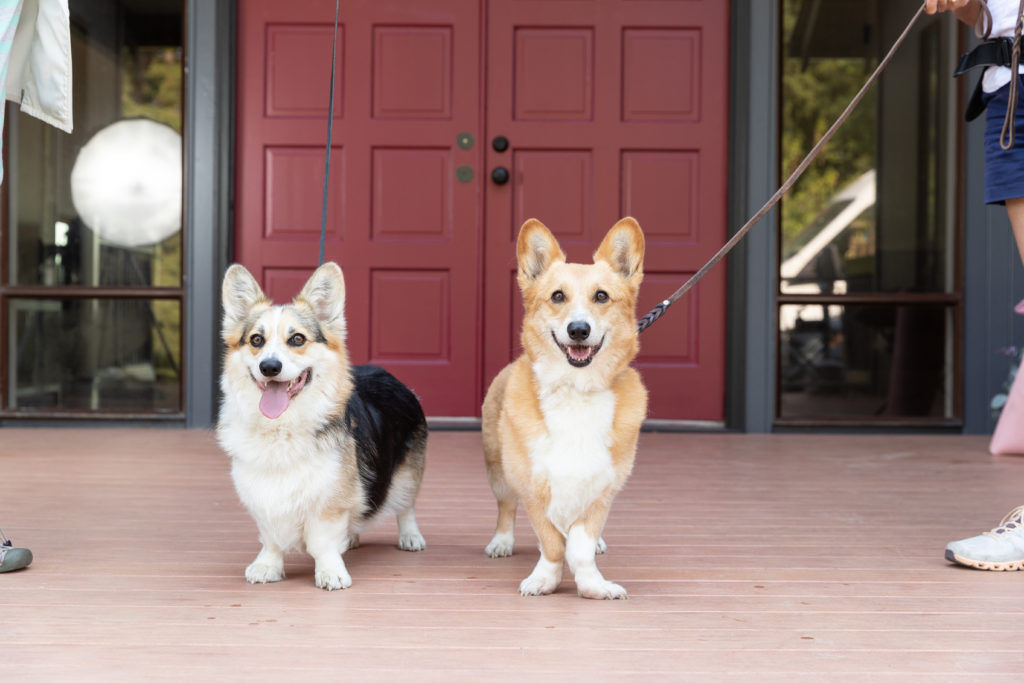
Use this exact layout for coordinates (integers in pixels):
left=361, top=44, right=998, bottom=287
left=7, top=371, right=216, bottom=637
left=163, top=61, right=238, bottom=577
left=217, top=262, right=427, bottom=591
left=483, top=218, right=648, bottom=599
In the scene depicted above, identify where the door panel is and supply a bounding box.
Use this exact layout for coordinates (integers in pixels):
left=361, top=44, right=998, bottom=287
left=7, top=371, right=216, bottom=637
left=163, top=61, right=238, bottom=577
left=483, top=0, right=729, bottom=421
left=237, top=0, right=729, bottom=420
left=237, top=0, right=483, bottom=416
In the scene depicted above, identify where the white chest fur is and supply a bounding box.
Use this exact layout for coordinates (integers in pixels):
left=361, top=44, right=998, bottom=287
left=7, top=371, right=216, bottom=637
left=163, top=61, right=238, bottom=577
left=528, top=382, right=617, bottom=535
left=221, top=425, right=345, bottom=553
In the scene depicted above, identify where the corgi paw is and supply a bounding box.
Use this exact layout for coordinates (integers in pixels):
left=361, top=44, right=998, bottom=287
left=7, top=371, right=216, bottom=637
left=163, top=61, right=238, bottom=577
left=519, top=572, right=560, bottom=596
left=596, top=537, right=607, bottom=554
left=485, top=532, right=514, bottom=558
left=245, top=562, right=285, bottom=584
left=398, top=531, right=426, bottom=552
left=577, top=579, right=628, bottom=600
left=315, top=567, right=353, bottom=591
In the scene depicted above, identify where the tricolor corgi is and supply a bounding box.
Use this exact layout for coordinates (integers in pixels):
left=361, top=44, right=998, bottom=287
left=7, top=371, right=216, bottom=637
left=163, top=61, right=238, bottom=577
left=482, top=218, right=648, bottom=599
left=216, top=262, right=427, bottom=591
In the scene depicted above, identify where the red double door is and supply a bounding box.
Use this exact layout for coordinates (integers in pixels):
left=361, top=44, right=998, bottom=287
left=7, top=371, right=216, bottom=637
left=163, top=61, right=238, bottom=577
left=236, top=0, right=729, bottom=420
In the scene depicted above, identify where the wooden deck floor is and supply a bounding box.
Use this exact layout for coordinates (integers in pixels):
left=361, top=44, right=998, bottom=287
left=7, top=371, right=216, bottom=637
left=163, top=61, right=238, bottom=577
left=2, top=429, right=1024, bottom=680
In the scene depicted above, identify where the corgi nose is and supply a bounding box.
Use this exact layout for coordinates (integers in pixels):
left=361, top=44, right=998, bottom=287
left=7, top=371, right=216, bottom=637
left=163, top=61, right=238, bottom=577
left=567, top=321, right=590, bottom=341
left=259, top=359, right=282, bottom=377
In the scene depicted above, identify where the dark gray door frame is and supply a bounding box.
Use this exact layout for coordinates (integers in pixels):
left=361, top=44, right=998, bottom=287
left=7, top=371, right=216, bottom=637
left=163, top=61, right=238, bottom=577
left=184, top=0, right=234, bottom=428
left=727, top=0, right=778, bottom=432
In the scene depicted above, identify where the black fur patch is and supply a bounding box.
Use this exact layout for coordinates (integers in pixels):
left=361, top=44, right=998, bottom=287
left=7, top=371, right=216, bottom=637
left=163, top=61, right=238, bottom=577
left=343, top=365, right=427, bottom=517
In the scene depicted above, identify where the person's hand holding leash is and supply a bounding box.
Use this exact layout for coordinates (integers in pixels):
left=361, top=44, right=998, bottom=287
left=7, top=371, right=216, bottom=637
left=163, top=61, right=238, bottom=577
left=925, top=0, right=982, bottom=23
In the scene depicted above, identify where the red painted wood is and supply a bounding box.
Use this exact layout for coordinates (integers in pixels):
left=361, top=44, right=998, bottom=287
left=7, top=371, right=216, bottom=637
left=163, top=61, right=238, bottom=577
left=237, top=0, right=730, bottom=419
left=483, top=0, right=730, bottom=421
left=236, top=0, right=484, bottom=417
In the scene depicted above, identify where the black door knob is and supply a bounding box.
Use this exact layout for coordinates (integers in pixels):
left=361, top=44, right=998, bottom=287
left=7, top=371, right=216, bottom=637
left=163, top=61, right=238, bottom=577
left=491, top=167, right=510, bottom=185
left=492, top=135, right=509, bottom=152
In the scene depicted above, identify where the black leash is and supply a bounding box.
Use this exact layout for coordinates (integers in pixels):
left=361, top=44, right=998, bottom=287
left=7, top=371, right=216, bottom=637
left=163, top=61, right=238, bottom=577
left=636, top=3, right=926, bottom=334
left=319, top=0, right=340, bottom=267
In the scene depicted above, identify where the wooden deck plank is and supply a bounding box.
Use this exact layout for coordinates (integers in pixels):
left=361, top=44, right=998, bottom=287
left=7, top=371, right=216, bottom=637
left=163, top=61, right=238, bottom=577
left=2, top=429, right=1024, bottom=678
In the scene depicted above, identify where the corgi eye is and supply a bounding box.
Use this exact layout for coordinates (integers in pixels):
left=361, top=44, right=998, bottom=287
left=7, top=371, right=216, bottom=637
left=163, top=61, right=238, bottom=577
left=249, top=333, right=265, bottom=348
left=594, top=290, right=609, bottom=303
left=551, top=290, right=565, bottom=303
left=288, top=333, right=306, bottom=347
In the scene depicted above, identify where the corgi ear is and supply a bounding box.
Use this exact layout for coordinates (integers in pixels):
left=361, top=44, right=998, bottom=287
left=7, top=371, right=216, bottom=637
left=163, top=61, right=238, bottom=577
left=595, top=217, right=645, bottom=285
left=221, top=264, right=268, bottom=331
left=516, top=219, right=566, bottom=287
left=297, top=262, right=346, bottom=326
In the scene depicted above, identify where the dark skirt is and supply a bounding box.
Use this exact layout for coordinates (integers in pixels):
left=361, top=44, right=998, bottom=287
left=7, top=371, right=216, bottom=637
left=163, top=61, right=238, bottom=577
left=984, top=78, right=1024, bottom=205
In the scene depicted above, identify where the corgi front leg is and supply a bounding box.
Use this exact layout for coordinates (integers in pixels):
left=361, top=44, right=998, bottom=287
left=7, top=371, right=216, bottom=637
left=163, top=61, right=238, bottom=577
left=566, top=501, right=627, bottom=600
left=306, top=511, right=353, bottom=591
left=245, top=537, right=286, bottom=584
left=519, top=499, right=565, bottom=596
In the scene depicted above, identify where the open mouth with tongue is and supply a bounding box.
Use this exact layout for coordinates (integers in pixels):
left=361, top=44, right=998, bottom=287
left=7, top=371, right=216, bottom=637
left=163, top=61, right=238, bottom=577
left=551, top=332, right=603, bottom=368
left=257, top=369, right=311, bottom=419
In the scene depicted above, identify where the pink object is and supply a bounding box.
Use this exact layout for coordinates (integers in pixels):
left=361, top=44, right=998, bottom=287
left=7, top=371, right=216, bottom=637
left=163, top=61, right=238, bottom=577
left=1015, top=298, right=1024, bottom=315
left=991, top=357, right=1024, bottom=455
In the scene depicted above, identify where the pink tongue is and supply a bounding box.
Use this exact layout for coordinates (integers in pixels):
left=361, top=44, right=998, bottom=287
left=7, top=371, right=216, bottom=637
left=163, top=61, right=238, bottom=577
left=569, top=346, right=590, bottom=360
left=259, top=382, right=290, bottom=419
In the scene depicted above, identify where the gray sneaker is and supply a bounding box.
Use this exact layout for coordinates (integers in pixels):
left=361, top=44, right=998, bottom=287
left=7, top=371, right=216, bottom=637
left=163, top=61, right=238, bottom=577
left=0, top=527, right=33, bottom=573
left=945, top=505, right=1024, bottom=571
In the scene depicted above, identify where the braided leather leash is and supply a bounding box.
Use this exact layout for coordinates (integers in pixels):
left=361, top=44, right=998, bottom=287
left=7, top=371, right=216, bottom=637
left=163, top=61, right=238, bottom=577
left=637, top=3, right=927, bottom=333
left=999, top=0, right=1024, bottom=149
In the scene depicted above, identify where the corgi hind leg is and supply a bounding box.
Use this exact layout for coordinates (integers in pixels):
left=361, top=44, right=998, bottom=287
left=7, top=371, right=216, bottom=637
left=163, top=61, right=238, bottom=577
left=396, top=507, right=426, bottom=551
left=483, top=456, right=518, bottom=557
left=385, top=458, right=427, bottom=552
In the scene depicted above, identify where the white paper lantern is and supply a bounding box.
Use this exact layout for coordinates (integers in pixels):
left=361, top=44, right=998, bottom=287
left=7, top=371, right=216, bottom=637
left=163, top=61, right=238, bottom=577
left=70, top=118, right=182, bottom=248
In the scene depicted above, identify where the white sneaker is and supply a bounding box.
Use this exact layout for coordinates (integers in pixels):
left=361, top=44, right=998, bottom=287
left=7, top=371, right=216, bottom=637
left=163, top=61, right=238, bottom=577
left=945, top=505, right=1024, bottom=571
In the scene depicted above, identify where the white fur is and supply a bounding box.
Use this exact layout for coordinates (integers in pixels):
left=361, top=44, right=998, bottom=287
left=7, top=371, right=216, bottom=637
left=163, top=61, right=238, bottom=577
left=219, top=263, right=426, bottom=592
left=527, top=372, right=617, bottom=536
left=520, top=553, right=563, bottom=596
left=219, top=415, right=361, bottom=588
left=566, top=524, right=626, bottom=599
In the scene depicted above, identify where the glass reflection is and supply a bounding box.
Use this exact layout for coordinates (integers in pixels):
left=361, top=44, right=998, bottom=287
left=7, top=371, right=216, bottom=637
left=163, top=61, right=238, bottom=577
left=10, top=298, right=180, bottom=413
left=10, top=2, right=183, bottom=288
left=779, top=303, right=952, bottom=420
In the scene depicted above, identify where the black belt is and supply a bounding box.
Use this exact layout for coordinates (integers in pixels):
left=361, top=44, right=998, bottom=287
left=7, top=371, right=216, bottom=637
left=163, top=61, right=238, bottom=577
left=955, top=38, right=1015, bottom=121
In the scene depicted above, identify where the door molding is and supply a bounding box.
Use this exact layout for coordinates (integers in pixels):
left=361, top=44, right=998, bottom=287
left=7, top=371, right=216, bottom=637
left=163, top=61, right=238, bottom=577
left=727, top=0, right=778, bottom=432
left=185, top=0, right=235, bottom=428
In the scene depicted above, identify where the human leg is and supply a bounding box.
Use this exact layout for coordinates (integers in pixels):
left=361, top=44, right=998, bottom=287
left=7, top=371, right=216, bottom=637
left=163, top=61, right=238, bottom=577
left=1005, top=197, right=1024, bottom=267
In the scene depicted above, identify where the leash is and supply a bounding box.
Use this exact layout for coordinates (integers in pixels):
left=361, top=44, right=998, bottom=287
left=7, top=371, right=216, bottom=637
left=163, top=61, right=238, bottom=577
left=318, top=0, right=341, bottom=267
left=998, top=0, right=1024, bottom=149
left=636, top=3, right=927, bottom=334
left=974, top=0, right=1024, bottom=149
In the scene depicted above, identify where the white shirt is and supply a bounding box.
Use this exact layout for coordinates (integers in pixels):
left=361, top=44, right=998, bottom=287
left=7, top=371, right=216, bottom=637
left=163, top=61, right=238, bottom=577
left=5, top=0, right=72, bottom=131
left=982, top=0, right=1024, bottom=92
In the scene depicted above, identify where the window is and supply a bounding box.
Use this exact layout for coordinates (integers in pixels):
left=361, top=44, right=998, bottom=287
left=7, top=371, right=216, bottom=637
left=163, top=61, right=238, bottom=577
left=778, top=0, right=961, bottom=424
left=1, top=0, right=185, bottom=418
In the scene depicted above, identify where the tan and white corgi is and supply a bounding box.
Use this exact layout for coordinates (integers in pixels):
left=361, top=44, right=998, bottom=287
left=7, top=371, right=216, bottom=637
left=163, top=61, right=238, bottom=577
left=482, top=218, right=648, bottom=599
left=217, top=262, right=427, bottom=591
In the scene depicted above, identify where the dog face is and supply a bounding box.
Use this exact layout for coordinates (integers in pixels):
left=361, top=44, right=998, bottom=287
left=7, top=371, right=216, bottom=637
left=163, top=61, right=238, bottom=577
left=516, top=218, right=645, bottom=386
left=221, top=263, right=349, bottom=420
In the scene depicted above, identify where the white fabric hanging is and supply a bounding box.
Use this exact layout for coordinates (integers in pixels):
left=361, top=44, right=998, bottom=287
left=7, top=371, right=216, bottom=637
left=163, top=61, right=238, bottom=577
left=5, top=0, right=73, bottom=132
